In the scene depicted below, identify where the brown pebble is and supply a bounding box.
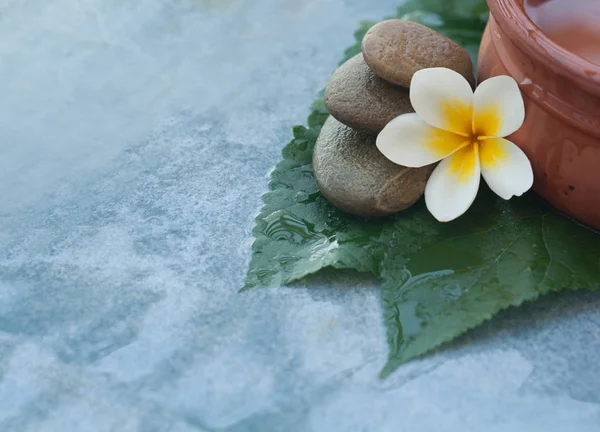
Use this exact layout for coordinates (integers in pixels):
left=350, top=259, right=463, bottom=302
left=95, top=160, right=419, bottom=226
left=313, top=116, right=434, bottom=218
left=362, top=19, right=474, bottom=87
left=324, top=54, right=414, bottom=134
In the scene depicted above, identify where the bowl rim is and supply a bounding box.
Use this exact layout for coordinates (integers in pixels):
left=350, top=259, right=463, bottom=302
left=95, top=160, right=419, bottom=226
left=487, top=0, right=600, bottom=93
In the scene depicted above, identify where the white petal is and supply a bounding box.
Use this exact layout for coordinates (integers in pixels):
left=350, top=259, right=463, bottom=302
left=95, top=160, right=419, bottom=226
left=425, top=144, right=481, bottom=222
left=410, top=67, right=474, bottom=137
left=473, top=75, right=525, bottom=138
left=377, top=113, right=469, bottom=168
left=480, top=138, right=533, bottom=200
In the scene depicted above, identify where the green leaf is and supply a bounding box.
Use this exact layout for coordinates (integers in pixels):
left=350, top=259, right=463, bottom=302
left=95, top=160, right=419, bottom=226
left=396, top=0, right=490, bottom=20
left=379, top=190, right=600, bottom=377
left=243, top=0, right=600, bottom=377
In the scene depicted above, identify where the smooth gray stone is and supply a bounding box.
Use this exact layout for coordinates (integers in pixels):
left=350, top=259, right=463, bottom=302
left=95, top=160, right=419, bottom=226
left=324, top=54, right=413, bottom=134
left=362, top=19, right=475, bottom=87
left=313, top=116, right=432, bottom=217
left=0, top=0, right=599, bottom=431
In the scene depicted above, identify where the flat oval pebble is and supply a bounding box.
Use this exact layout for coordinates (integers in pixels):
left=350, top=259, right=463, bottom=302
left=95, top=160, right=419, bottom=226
left=313, top=116, right=434, bottom=218
left=324, top=54, right=413, bottom=134
left=362, top=19, right=474, bottom=87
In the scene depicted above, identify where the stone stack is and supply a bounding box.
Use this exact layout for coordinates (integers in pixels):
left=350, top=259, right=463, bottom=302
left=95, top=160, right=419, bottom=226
left=313, top=19, right=474, bottom=218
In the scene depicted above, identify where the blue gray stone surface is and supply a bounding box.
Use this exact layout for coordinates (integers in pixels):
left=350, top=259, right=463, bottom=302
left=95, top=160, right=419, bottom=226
left=1, top=0, right=599, bottom=430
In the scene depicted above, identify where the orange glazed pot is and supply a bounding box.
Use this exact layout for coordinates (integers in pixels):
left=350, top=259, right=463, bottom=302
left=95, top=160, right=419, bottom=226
left=478, top=0, right=600, bottom=230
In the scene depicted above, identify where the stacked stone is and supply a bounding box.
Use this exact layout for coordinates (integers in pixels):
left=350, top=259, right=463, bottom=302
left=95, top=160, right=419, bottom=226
left=313, top=20, right=474, bottom=218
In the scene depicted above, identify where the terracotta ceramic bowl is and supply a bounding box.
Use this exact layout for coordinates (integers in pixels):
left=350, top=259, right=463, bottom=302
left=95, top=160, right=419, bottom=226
left=478, top=0, right=600, bottom=230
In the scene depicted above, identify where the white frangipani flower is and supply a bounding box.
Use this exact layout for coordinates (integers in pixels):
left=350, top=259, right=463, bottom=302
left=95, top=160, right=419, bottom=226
left=377, top=67, right=533, bottom=222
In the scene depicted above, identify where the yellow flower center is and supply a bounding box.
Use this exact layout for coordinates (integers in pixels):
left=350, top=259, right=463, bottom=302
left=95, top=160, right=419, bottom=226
left=440, top=98, right=473, bottom=137
left=438, top=101, right=507, bottom=183
left=448, top=143, right=478, bottom=183
left=473, top=103, right=502, bottom=139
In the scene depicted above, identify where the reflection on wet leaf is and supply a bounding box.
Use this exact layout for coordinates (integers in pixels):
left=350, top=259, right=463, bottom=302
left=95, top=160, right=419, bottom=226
left=380, top=191, right=600, bottom=377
